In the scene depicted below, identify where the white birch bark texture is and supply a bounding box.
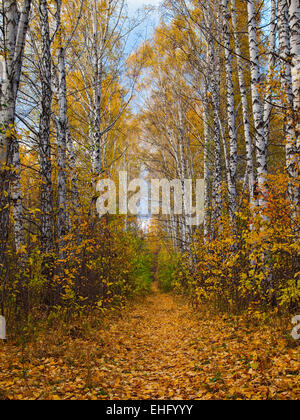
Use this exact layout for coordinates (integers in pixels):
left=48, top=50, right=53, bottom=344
left=278, top=0, right=297, bottom=206
left=231, top=0, right=255, bottom=203
left=11, top=139, right=25, bottom=250
left=247, top=0, right=268, bottom=210
left=92, top=5, right=103, bottom=177
left=204, top=4, right=222, bottom=236
left=66, top=128, right=80, bottom=209
left=57, top=46, right=68, bottom=241
left=203, top=92, right=211, bottom=243
left=222, top=0, right=237, bottom=222
left=55, top=0, right=69, bottom=251
left=39, top=0, right=53, bottom=253
left=263, top=0, right=277, bottom=143
left=288, top=0, right=300, bottom=211
left=0, top=0, right=31, bottom=258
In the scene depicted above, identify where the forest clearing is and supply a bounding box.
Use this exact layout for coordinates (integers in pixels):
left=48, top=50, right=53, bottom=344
left=0, top=0, right=300, bottom=402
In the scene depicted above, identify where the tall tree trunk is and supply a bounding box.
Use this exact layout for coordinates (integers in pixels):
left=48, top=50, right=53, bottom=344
left=231, top=0, right=255, bottom=203
left=177, top=105, right=187, bottom=251
left=203, top=91, right=211, bottom=244
left=66, top=128, right=80, bottom=210
left=278, top=0, right=297, bottom=208
left=263, top=0, right=277, bottom=143
left=247, top=0, right=268, bottom=211
left=222, top=0, right=237, bottom=222
left=0, top=0, right=31, bottom=262
left=208, top=39, right=222, bottom=235
left=92, top=9, right=103, bottom=178
left=56, top=45, right=69, bottom=251
left=11, top=140, right=25, bottom=251
left=39, top=0, right=53, bottom=253
left=54, top=0, right=70, bottom=252
left=288, top=0, right=300, bottom=213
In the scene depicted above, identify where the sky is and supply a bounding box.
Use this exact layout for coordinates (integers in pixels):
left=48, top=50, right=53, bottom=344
left=124, top=0, right=162, bottom=67
left=127, top=0, right=162, bottom=14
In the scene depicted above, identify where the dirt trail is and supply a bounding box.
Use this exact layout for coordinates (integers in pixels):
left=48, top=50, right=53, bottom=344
left=100, top=288, right=204, bottom=399
left=1, top=285, right=299, bottom=400
left=95, top=287, right=299, bottom=400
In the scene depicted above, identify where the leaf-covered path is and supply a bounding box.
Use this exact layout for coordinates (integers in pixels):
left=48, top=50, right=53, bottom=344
left=0, top=285, right=299, bottom=400
left=93, top=287, right=300, bottom=400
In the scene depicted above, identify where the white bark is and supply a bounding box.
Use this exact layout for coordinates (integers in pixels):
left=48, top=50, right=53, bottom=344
left=209, top=42, right=222, bottom=233
left=92, top=7, right=103, bottom=177
left=278, top=0, right=297, bottom=206
left=203, top=92, right=211, bottom=243
left=11, top=140, right=25, bottom=250
left=231, top=0, right=255, bottom=202
left=288, top=0, right=300, bottom=211
left=263, top=0, right=277, bottom=143
left=55, top=0, right=69, bottom=250
left=39, top=0, right=53, bottom=253
left=178, top=102, right=192, bottom=251
left=0, top=0, right=31, bottom=257
left=56, top=45, right=69, bottom=248
left=247, top=0, right=268, bottom=210
left=222, top=0, right=237, bottom=222
left=66, top=128, right=80, bottom=209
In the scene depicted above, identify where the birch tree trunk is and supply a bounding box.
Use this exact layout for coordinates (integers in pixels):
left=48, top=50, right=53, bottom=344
left=66, top=128, right=80, bottom=209
left=11, top=140, right=25, bottom=251
left=91, top=6, right=103, bottom=178
left=0, top=0, right=16, bottom=263
left=231, top=0, right=255, bottom=203
left=203, top=92, right=211, bottom=244
left=209, top=42, right=222, bottom=235
left=278, top=0, right=297, bottom=208
left=56, top=45, right=69, bottom=250
left=0, top=0, right=31, bottom=261
left=39, top=0, right=53, bottom=253
left=178, top=101, right=193, bottom=254
left=247, top=0, right=268, bottom=211
left=263, top=0, right=277, bottom=143
left=222, top=0, right=237, bottom=222
left=288, top=0, right=300, bottom=212
left=55, top=0, right=69, bottom=249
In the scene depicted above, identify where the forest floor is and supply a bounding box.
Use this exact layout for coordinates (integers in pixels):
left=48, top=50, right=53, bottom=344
left=0, top=284, right=299, bottom=400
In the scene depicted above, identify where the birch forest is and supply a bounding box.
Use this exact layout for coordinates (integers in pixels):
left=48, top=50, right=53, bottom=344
left=0, top=0, right=300, bottom=401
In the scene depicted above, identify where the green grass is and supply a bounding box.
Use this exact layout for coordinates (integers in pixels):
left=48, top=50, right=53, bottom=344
left=157, top=251, right=179, bottom=293
left=133, top=252, right=153, bottom=295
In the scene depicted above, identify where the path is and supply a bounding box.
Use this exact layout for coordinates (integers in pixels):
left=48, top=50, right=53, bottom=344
left=88, top=286, right=300, bottom=400
left=99, top=287, right=203, bottom=399
left=0, top=286, right=299, bottom=399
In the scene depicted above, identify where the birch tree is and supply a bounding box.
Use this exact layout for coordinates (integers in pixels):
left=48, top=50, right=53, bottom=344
left=263, top=0, right=277, bottom=143
left=54, top=0, right=83, bottom=250
left=203, top=89, right=211, bottom=243
left=0, top=0, right=31, bottom=260
left=278, top=0, right=297, bottom=209
left=206, top=20, right=222, bottom=234
left=288, top=0, right=300, bottom=213
left=247, top=0, right=268, bottom=211
left=54, top=0, right=69, bottom=251
left=222, top=0, right=237, bottom=223
left=77, top=0, right=132, bottom=179
left=231, top=0, right=255, bottom=203
left=11, top=138, right=25, bottom=251
left=39, top=0, right=53, bottom=253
